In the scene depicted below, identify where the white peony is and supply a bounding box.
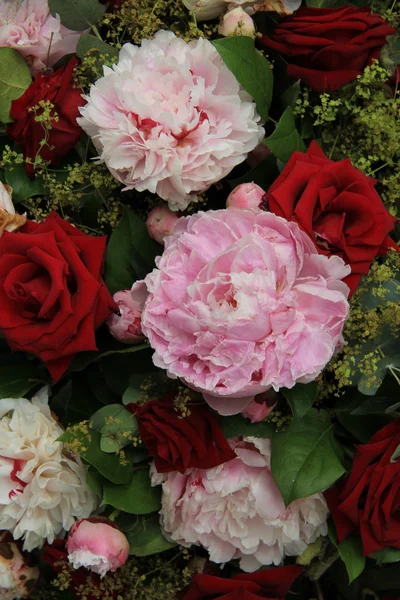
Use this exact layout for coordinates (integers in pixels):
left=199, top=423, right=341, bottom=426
left=183, top=0, right=301, bottom=20
left=78, top=30, right=264, bottom=210
left=0, top=388, right=97, bottom=551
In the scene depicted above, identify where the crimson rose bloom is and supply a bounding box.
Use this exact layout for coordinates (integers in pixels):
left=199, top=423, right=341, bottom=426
left=7, top=57, right=85, bottom=175
left=325, top=419, right=400, bottom=555
left=261, top=7, right=395, bottom=93
left=179, top=565, right=302, bottom=599
left=0, top=212, right=116, bottom=381
left=263, top=141, right=398, bottom=296
left=128, top=396, right=235, bottom=473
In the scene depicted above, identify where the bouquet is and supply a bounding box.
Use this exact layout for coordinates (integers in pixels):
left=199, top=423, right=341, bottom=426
left=0, top=0, right=399, bottom=599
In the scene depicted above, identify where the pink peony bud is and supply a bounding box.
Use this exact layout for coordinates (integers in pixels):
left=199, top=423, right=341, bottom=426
left=146, top=205, right=180, bottom=245
left=226, top=182, right=265, bottom=210
left=0, top=532, right=39, bottom=599
left=240, top=390, right=277, bottom=423
left=107, top=289, right=145, bottom=344
left=218, top=7, right=255, bottom=37
left=66, top=518, right=129, bottom=578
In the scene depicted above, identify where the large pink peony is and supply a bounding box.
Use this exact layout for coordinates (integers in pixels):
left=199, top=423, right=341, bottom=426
left=77, top=31, right=264, bottom=210
left=151, top=436, right=329, bottom=571
left=135, top=208, right=350, bottom=415
left=0, top=0, right=86, bottom=75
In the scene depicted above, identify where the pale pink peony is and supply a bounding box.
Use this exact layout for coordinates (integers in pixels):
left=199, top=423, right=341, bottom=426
left=107, top=288, right=146, bottom=344
left=67, top=518, right=129, bottom=578
left=218, top=7, right=255, bottom=37
left=151, top=436, right=329, bottom=571
left=146, top=205, right=180, bottom=245
left=0, top=0, right=87, bottom=75
left=78, top=30, right=264, bottom=210
left=136, top=208, right=350, bottom=415
left=226, top=182, right=265, bottom=209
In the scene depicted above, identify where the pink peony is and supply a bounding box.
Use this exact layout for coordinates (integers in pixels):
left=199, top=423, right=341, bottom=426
left=107, top=288, right=146, bottom=344
left=226, top=182, right=265, bottom=209
left=218, top=7, right=255, bottom=37
left=78, top=31, right=264, bottom=210
left=151, top=436, right=329, bottom=572
left=146, top=204, right=180, bottom=245
left=137, top=208, right=350, bottom=415
left=0, top=0, right=87, bottom=75
left=240, top=391, right=277, bottom=422
left=67, top=518, right=129, bottom=578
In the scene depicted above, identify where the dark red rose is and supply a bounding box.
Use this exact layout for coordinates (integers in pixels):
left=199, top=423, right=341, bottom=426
left=128, top=396, right=236, bottom=473
left=179, top=565, right=303, bottom=599
left=325, top=419, right=400, bottom=556
left=263, top=141, right=398, bottom=296
left=261, top=7, right=395, bottom=93
left=7, top=57, right=85, bottom=175
left=0, top=211, right=117, bottom=382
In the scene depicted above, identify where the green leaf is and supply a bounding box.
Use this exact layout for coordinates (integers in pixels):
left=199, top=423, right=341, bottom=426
left=358, top=356, right=400, bottom=396
left=281, top=80, right=301, bottom=109
left=103, top=469, right=161, bottom=514
left=68, top=341, right=150, bottom=373
left=5, top=164, right=48, bottom=203
left=76, top=34, right=119, bottom=62
left=0, top=365, right=47, bottom=398
left=371, top=547, right=400, bottom=564
left=228, top=153, right=278, bottom=190
left=282, top=382, right=317, bottom=419
left=86, top=466, right=104, bottom=498
left=104, top=208, right=161, bottom=295
left=265, top=106, right=306, bottom=162
left=221, top=414, right=274, bottom=439
left=212, top=36, right=273, bottom=120
left=90, top=403, right=138, bottom=453
left=0, top=48, right=32, bottom=124
left=271, top=409, right=346, bottom=505
left=329, top=522, right=366, bottom=583
left=48, top=0, right=105, bottom=30
left=126, top=513, right=176, bottom=556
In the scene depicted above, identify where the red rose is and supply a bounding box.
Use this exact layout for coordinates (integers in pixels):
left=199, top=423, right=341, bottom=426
left=7, top=58, right=85, bottom=175
left=0, top=212, right=116, bottom=382
left=128, top=396, right=236, bottom=473
left=179, top=565, right=302, bottom=599
left=263, top=141, right=398, bottom=296
left=325, top=419, right=400, bottom=555
left=261, top=7, right=395, bottom=93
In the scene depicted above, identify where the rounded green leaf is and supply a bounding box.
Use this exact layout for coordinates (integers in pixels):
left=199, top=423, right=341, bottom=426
left=0, top=48, right=32, bottom=124
left=103, top=469, right=161, bottom=514
left=48, top=0, right=105, bottom=30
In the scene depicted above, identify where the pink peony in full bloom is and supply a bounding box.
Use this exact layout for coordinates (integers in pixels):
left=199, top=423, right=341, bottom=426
left=78, top=31, right=264, bottom=210
left=67, top=518, right=129, bottom=578
left=136, top=208, right=350, bottom=415
left=0, top=0, right=87, bottom=75
left=151, top=436, right=329, bottom=572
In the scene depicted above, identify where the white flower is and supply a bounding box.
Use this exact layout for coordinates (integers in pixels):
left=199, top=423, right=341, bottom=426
left=78, top=30, right=264, bottom=210
left=0, top=532, right=39, bottom=599
left=0, top=388, right=97, bottom=551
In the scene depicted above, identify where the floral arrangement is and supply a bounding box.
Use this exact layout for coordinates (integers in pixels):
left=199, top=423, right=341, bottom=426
left=0, top=0, right=399, bottom=599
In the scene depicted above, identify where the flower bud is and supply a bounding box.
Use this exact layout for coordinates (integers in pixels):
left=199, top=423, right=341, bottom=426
left=107, top=289, right=145, bottom=344
left=183, top=0, right=226, bottom=21
left=146, top=205, right=180, bottom=245
left=241, top=391, right=277, bottom=422
left=226, top=182, right=265, bottom=210
left=66, top=518, right=129, bottom=578
left=0, top=532, right=39, bottom=599
left=219, top=7, right=255, bottom=37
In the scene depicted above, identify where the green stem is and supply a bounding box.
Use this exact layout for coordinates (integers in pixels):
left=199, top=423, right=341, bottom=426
left=108, top=509, right=120, bottom=521
left=91, top=24, right=103, bottom=41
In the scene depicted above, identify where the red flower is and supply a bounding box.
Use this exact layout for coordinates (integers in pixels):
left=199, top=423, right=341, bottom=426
left=179, top=565, right=303, bottom=599
left=128, top=396, right=236, bottom=473
left=261, top=7, right=395, bottom=93
left=263, top=141, right=398, bottom=296
left=325, top=419, right=400, bottom=555
left=0, top=212, right=117, bottom=382
left=7, top=57, right=85, bottom=175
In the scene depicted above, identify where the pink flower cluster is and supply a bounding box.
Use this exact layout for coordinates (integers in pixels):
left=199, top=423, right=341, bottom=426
left=135, top=208, right=350, bottom=415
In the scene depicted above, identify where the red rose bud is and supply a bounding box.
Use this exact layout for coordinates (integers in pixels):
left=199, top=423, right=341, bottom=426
left=226, top=183, right=265, bottom=210
left=325, top=419, right=400, bottom=556
left=107, top=288, right=145, bottom=344
left=67, top=518, right=129, bottom=578
left=7, top=57, right=85, bottom=175
left=146, top=204, right=180, bottom=245
left=0, top=212, right=117, bottom=382
left=128, top=394, right=236, bottom=473
left=263, top=141, right=399, bottom=296
left=261, top=7, right=396, bottom=93
left=179, top=565, right=303, bottom=599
